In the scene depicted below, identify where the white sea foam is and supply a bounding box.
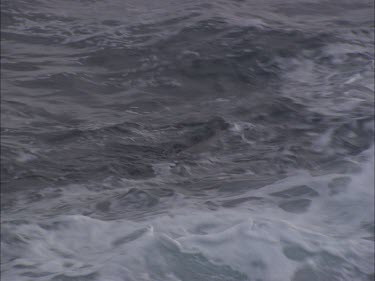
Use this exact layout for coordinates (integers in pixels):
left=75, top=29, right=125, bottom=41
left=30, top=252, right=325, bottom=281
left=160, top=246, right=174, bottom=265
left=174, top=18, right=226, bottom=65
left=2, top=147, right=373, bottom=281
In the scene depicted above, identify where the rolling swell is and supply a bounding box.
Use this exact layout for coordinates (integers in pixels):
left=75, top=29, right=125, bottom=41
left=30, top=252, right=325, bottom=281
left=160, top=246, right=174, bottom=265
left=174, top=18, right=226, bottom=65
left=1, top=0, right=374, bottom=280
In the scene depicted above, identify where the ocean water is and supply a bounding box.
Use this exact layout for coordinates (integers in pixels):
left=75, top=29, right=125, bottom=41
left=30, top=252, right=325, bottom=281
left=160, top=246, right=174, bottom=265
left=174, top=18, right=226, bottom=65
left=1, top=0, right=374, bottom=280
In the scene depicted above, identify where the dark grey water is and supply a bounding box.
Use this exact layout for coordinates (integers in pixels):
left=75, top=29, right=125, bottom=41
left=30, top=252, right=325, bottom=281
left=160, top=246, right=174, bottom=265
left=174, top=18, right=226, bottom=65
left=1, top=0, right=374, bottom=280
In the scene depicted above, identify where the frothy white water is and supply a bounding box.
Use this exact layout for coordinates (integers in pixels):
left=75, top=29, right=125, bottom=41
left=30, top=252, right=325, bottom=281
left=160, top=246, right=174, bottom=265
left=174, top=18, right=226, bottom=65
left=2, top=148, right=373, bottom=281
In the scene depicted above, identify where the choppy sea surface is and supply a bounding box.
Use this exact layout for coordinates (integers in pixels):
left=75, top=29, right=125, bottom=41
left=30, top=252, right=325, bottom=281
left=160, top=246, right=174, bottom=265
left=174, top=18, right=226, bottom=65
left=1, top=0, right=374, bottom=280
